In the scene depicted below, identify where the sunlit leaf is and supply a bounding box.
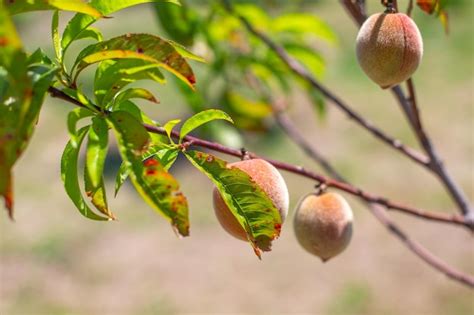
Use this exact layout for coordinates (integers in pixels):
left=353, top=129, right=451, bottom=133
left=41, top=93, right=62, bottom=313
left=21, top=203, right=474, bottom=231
left=6, top=0, right=102, bottom=17
left=73, top=33, right=197, bottom=89
left=52, top=10, right=62, bottom=62
left=114, top=88, right=159, bottom=106
left=94, top=59, right=165, bottom=106
left=67, top=107, right=94, bottom=148
left=179, top=109, right=233, bottom=142
left=272, top=13, right=337, bottom=44
left=61, top=126, right=109, bottom=221
left=184, top=150, right=282, bottom=257
left=163, top=119, right=181, bottom=142
left=0, top=12, right=56, bottom=217
left=114, top=145, right=179, bottom=196
left=226, top=92, right=272, bottom=120
left=61, top=0, right=180, bottom=53
left=108, top=111, right=189, bottom=236
left=107, top=111, right=150, bottom=155
left=84, top=117, right=115, bottom=219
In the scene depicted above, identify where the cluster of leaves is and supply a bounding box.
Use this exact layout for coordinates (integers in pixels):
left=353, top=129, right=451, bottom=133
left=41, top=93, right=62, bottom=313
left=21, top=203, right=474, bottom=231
left=154, top=1, right=337, bottom=145
left=0, top=0, right=288, bottom=257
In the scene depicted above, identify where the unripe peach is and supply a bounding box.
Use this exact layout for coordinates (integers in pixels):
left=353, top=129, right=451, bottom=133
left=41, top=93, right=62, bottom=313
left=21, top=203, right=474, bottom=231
left=356, top=12, right=423, bottom=89
left=294, top=192, right=353, bottom=262
left=213, top=159, right=289, bottom=240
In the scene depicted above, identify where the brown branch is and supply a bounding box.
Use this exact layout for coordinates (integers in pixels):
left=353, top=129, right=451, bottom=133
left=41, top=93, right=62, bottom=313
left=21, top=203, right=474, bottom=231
left=221, top=0, right=430, bottom=169
left=47, top=86, right=470, bottom=228
left=48, top=85, right=474, bottom=287
left=333, top=1, right=473, bottom=220
left=407, top=0, right=414, bottom=16
left=401, top=80, right=473, bottom=219
left=340, top=0, right=366, bottom=25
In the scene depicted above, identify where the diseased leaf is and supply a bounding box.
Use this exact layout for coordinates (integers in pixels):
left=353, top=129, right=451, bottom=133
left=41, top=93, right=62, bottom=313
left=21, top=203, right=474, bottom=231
left=6, top=0, right=102, bottom=17
left=108, top=112, right=189, bottom=236
left=94, top=59, right=165, bottom=106
left=184, top=150, right=282, bottom=257
left=84, top=117, right=115, bottom=219
left=179, top=109, right=233, bottom=142
left=107, top=111, right=150, bottom=154
left=73, top=33, right=197, bottom=89
left=417, top=0, right=449, bottom=33
left=61, top=126, right=109, bottom=221
left=114, top=88, right=159, bottom=106
left=114, top=145, right=179, bottom=196
left=0, top=12, right=56, bottom=217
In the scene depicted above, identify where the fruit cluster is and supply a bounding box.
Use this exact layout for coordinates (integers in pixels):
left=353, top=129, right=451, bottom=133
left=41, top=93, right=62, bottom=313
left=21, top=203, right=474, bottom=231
left=213, top=159, right=354, bottom=261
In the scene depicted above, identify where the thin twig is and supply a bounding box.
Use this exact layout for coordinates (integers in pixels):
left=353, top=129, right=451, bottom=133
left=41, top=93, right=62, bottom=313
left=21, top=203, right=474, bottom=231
left=47, top=85, right=474, bottom=287
left=47, top=86, right=469, bottom=228
left=402, top=80, right=473, bottom=219
left=221, top=0, right=430, bottom=169
left=407, top=0, right=414, bottom=16
left=332, top=1, right=472, bottom=219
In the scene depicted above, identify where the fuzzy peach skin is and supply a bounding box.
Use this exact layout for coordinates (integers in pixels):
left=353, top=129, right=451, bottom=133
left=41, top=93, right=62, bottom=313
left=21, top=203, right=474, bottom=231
left=356, top=12, right=423, bottom=89
left=213, top=159, right=289, bottom=240
left=294, top=192, right=353, bottom=262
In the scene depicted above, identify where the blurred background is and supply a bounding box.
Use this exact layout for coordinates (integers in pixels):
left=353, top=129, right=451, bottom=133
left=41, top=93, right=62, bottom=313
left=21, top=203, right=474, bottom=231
left=1, top=0, right=473, bottom=314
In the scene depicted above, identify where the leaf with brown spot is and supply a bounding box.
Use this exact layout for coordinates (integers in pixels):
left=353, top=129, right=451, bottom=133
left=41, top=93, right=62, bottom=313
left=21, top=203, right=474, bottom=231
left=184, top=150, right=282, bottom=258
left=108, top=111, right=189, bottom=236
left=73, top=33, right=199, bottom=89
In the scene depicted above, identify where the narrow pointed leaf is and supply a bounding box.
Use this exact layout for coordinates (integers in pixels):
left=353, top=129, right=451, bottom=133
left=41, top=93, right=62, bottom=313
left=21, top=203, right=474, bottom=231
left=85, top=117, right=114, bottom=219
left=73, top=33, right=196, bottom=88
left=184, top=150, right=282, bottom=257
left=114, top=145, right=179, bottom=196
left=67, top=107, right=94, bottom=148
left=86, top=117, right=109, bottom=188
left=179, top=109, right=233, bottom=142
left=163, top=119, right=181, bottom=142
left=52, top=10, right=62, bottom=62
left=61, top=126, right=108, bottom=221
left=108, top=111, right=189, bottom=236
left=94, top=59, right=165, bottom=106
left=114, top=88, right=159, bottom=106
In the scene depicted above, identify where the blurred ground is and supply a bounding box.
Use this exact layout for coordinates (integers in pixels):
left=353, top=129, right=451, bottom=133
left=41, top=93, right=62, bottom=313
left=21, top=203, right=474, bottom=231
left=1, top=1, right=473, bottom=314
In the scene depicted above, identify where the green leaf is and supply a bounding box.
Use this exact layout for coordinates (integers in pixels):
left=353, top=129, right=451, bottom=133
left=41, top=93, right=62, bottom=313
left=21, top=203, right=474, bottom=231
left=52, top=10, right=62, bottom=62
left=114, top=145, right=179, bottom=196
left=73, top=33, right=197, bottom=89
left=84, top=117, right=115, bottom=220
left=163, top=119, right=181, bottom=143
left=113, top=100, right=168, bottom=145
left=154, top=2, right=198, bottom=46
left=184, top=151, right=282, bottom=257
left=108, top=112, right=189, bottom=236
left=179, top=109, right=233, bottom=142
left=114, top=88, right=159, bottom=106
left=94, top=59, right=165, bottom=106
left=6, top=0, right=102, bottom=17
left=67, top=107, right=94, bottom=148
left=73, top=27, right=103, bottom=43
left=61, top=126, right=108, bottom=221
left=61, top=0, right=180, bottom=55
left=107, top=111, right=150, bottom=154
left=226, top=92, right=272, bottom=120
left=86, top=117, right=109, bottom=188
left=284, top=43, right=325, bottom=79
left=0, top=11, right=56, bottom=217
left=272, top=13, right=337, bottom=44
